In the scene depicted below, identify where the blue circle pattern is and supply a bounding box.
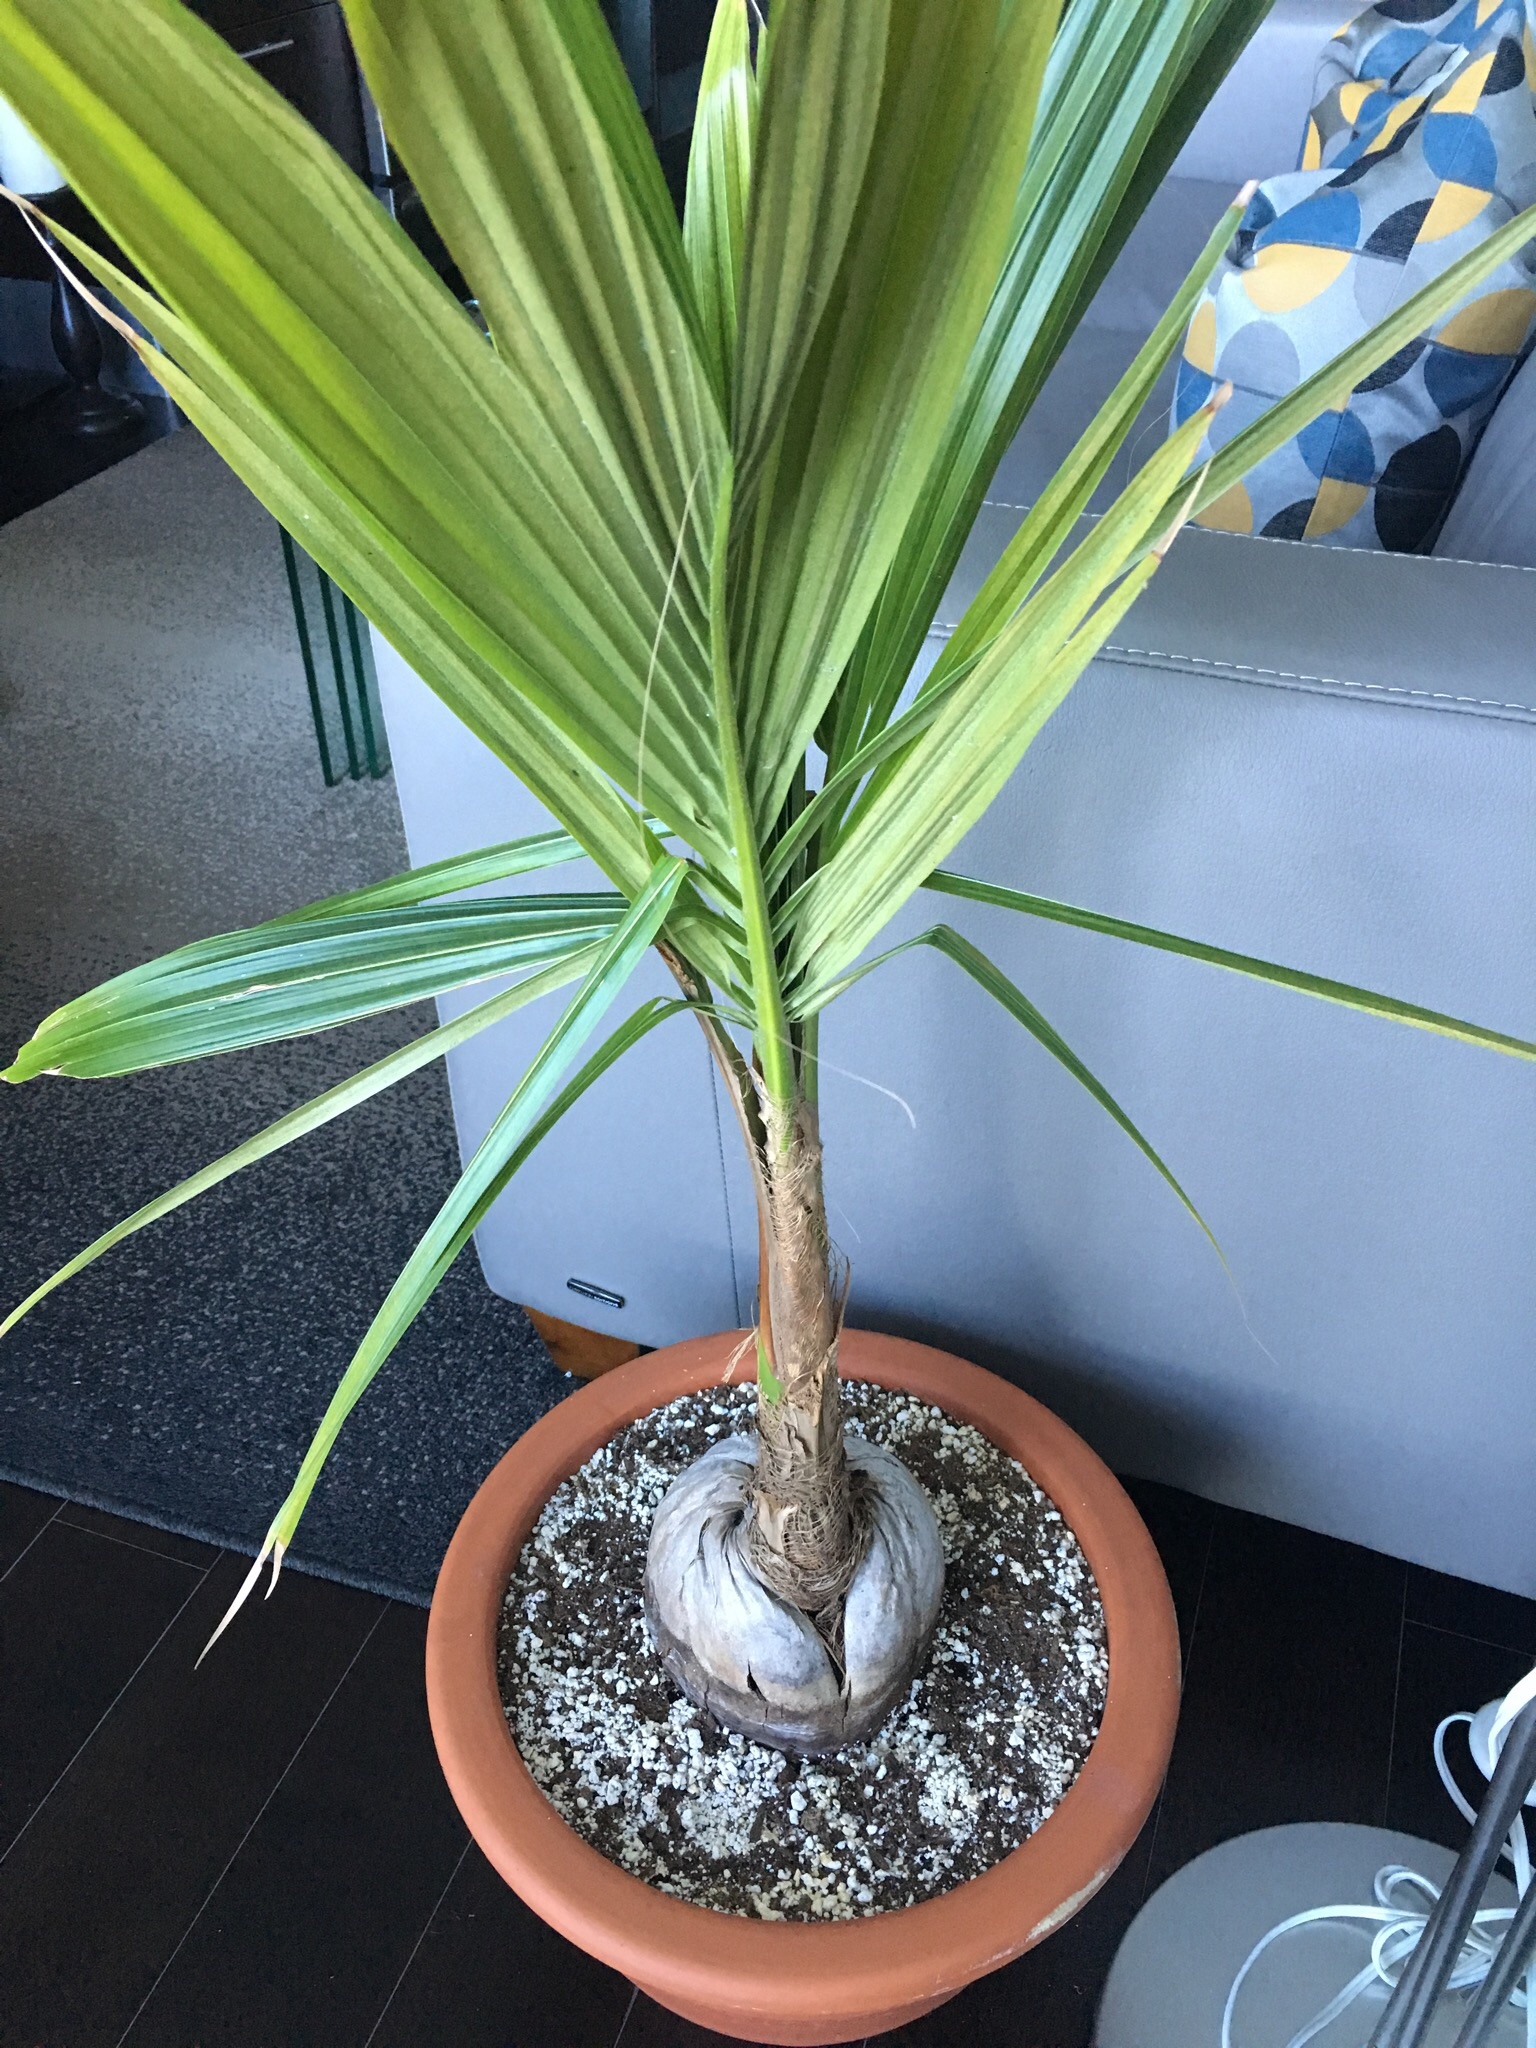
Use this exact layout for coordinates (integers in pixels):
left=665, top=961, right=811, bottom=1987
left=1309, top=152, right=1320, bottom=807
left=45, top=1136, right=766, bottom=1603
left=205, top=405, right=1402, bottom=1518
left=1172, top=0, right=1536, bottom=550
left=1299, top=409, right=1378, bottom=482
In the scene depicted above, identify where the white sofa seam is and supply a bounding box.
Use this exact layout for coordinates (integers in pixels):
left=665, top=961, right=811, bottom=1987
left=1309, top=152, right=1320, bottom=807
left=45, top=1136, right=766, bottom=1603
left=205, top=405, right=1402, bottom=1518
left=923, top=620, right=1534, bottom=715
left=1103, top=642, right=1536, bottom=715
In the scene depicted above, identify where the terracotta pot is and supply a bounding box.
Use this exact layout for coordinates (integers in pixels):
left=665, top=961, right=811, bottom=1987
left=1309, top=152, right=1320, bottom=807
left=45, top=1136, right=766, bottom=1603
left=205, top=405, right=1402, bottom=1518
left=426, top=1330, right=1180, bottom=2045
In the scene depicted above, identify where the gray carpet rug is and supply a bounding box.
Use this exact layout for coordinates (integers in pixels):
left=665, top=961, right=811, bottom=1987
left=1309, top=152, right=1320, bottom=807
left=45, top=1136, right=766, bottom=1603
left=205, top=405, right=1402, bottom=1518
left=0, top=429, right=571, bottom=1603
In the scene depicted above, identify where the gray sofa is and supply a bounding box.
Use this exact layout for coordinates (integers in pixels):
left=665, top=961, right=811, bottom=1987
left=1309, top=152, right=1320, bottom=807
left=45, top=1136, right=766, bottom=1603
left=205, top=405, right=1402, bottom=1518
left=373, top=0, right=1536, bottom=1598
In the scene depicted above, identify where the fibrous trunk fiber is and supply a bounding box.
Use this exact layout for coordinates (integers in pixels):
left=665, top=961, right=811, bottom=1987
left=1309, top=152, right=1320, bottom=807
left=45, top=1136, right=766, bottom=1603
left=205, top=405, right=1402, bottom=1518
left=748, top=1098, right=860, bottom=1616
left=643, top=1095, right=944, bottom=1753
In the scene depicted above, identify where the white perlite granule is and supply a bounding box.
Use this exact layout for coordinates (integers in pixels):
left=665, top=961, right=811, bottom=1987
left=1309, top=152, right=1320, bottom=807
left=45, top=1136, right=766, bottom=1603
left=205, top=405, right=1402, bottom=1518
left=499, top=1382, right=1107, bottom=1920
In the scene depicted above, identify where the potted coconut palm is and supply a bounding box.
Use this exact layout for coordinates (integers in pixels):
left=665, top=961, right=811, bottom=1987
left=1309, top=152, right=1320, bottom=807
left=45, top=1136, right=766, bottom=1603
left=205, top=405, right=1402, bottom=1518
left=5, top=0, right=1536, bottom=2038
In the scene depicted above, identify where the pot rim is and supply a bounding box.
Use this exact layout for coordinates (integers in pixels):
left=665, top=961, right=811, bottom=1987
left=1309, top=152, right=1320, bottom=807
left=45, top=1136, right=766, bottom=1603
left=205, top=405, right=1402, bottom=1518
left=425, top=1329, right=1179, bottom=2031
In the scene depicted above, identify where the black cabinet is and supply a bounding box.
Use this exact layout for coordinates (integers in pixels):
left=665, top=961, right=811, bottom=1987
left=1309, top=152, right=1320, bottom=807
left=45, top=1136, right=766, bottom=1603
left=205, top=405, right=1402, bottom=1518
left=187, top=0, right=372, bottom=181
left=184, top=0, right=331, bottom=35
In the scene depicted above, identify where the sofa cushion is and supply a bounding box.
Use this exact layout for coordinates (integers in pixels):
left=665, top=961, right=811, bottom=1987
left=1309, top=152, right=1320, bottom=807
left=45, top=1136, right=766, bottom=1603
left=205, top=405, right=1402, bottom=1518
left=1175, top=0, right=1536, bottom=551
left=1434, top=338, right=1536, bottom=562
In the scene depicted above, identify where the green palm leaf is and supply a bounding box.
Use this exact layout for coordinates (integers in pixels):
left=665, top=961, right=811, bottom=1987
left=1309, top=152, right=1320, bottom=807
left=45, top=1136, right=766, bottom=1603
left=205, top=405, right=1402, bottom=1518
left=730, top=0, right=888, bottom=484
left=0, top=0, right=732, bottom=868
left=786, top=186, right=1536, bottom=998
left=684, top=0, right=757, bottom=395
left=4, top=896, right=624, bottom=1080
left=781, top=400, right=1211, bottom=1000
left=920, top=925, right=1218, bottom=1248
left=339, top=0, right=722, bottom=647
left=939, top=182, right=1253, bottom=681
left=37, top=224, right=748, bottom=1010
left=198, top=854, right=687, bottom=1651
left=733, top=0, right=1057, bottom=830
left=770, top=181, right=1248, bottom=882
left=32, top=213, right=672, bottom=907
left=761, top=642, right=991, bottom=896
left=923, top=872, right=1536, bottom=1063
left=0, top=950, right=599, bottom=1342
left=269, top=829, right=584, bottom=924
left=829, top=0, right=1269, bottom=766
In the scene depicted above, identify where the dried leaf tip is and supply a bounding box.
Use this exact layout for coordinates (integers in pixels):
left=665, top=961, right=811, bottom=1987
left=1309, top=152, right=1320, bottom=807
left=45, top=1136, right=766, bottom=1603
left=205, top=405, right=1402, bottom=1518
left=194, top=1535, right=285, bottom=1666
left=0, top=185, right=149, bottom=358
left=1152, top=464, right=1213, bottom=562
left=1235, top=178, right=1260, bottom=209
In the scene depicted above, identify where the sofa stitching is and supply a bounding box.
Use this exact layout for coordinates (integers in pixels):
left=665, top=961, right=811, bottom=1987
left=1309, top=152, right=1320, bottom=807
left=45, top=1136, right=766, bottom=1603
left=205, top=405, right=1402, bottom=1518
left=1101, top=643, right=1536, bottom=715
left=925, top=616, right=1534, bottom=712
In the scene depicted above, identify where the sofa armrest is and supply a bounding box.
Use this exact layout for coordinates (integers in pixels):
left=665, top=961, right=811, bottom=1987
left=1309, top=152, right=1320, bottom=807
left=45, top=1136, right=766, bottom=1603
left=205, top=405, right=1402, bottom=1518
left=944, top=505, right=1536, bottom=729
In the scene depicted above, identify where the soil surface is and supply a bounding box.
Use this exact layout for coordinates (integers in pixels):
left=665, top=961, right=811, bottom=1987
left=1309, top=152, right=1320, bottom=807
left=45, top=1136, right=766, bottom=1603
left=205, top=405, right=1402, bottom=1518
left=498, top=1383, right=1107, bottom=1920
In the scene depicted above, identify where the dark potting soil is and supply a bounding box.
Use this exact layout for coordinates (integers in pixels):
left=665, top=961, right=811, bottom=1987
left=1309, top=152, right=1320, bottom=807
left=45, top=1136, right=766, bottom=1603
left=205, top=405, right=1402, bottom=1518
left=497, top=1382, right=1107, bottom=1920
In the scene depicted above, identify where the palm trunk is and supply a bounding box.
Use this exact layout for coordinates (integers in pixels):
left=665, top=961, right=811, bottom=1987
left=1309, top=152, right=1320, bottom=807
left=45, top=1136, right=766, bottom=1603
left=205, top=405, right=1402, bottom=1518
left=747, top=1095, right=862, bottom=1619
left=646, top=1031, right=944, bottom=1751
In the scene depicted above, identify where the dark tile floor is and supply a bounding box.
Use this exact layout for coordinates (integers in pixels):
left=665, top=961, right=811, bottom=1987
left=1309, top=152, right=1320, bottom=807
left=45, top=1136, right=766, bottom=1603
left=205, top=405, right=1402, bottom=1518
left=2, top=1471, right=1532, bottom=2048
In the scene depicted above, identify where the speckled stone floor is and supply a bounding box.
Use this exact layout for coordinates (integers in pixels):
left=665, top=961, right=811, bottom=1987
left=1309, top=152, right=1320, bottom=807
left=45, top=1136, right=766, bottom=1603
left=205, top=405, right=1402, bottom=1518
left=0, top=429, right=570, bottom=1601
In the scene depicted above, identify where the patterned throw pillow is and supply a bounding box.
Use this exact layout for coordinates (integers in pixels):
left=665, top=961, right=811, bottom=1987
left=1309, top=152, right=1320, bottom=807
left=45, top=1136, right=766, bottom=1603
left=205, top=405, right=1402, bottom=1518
left=1174, top=0, right=1536, bottom=551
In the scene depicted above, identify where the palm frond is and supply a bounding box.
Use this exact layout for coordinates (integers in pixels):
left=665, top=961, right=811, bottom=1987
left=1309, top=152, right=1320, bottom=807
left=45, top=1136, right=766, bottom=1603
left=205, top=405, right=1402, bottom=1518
left=684, top=0, right=757, bottom=396
left=730, top=0, right=888, bottom=484
left=0, top=0, right=734, bottom=870
left=269, top=829, right=585, bottom=924
left=198, top=858, right=688, bottom=1648
left=781, top=401, right=1209, bottom=999
left=784, top=176, right=1536, bottom=999
left=34, top=213, right=680, bottom=910
left=920, top=925, right=1218, bottom=1248
left=939, top=181, right=1253, bottom=680
left=733, top=0, right=1057, bottom=831
left=828, top=0, right=1269, bottom=767
left=0, top=951, right=598, bottom=1340
left=4, top=897, right=623, bottom=1079
left=922, top=873, right=1536, bottom=1063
